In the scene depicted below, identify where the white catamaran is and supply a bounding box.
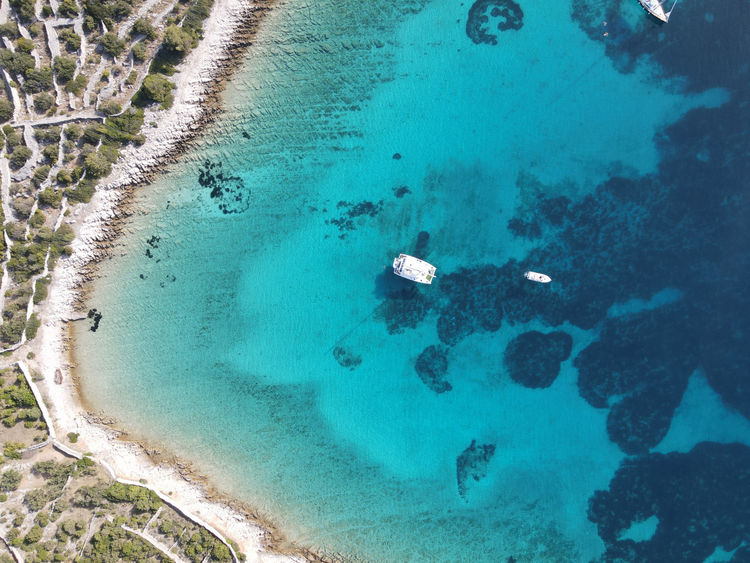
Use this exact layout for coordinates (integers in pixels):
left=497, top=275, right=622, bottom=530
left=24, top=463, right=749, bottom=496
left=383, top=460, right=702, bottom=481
left=392, top=254, right=436, bottom=284
left=638, top=0, right=677, bottom=22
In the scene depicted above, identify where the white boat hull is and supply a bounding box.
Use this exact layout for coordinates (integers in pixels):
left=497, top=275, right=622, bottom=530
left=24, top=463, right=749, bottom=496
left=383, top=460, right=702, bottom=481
left=393, top=254, right=436, bottom=284
left=524, top=271, right=551, bottom=284
left=638, top=0, right=671, bottom=22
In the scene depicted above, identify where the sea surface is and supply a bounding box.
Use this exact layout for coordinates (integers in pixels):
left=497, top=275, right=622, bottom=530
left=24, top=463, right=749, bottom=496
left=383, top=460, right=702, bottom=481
left=74, top=0, right=750, bottom=561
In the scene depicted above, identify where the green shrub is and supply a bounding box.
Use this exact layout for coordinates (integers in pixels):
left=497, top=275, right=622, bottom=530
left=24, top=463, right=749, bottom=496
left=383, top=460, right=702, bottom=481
left=105, top=482, right=162, bottom=512
left=162, top=24, right=195, bottom=54
left=33, top=275, right=51, bottom=303
left=24, top=525, right=43, bottom=545
left=7, top=242, right=47, bottom=281
left=58, top=0, right=79, bottom=16
left=5, top=221, right=26, bottom=241
left=125, top=70, right=137, bottom=85
left=34, top=125, right=61, bottom=143
left=58, top=28, right=81, bottom=52
left=0, top=49, right=35, bottom=76
left=53, top=56, right=76, bottom=83
left=26, top=313, right=40, bottom=340
left=3, top=441, right=24, bottom=459
left=35, top=511, right=49, bottom=527
left=83, top=151, right=111, bottom=178
left=3, top=124, right=22, bottom=149
left=98, top=100, right=121, bottom=116
left=0, top=98, right=13, bottom=123
left=30, top=209, right=46, bottom=228
left=65, top=181, right=95, bottom=204
left=65, top=73, right=87, bottom=96
left=33, top=92, right=55, bottom=113
left=131, top=18, right=156, bottom=40
left=0, top=469, right=22, bottom=491
left=98, top=32, right=125, bottom=58
left=183, top=0, right=213, bottom=33
left=64, top=123, right=82, bottom=140
left=43, top=143, right=58, bottom=163
left=54, top=170, right=72, bottom=186
left=15, top=37, right=34, bottom=53
left=0, top=22, right=19, bottom=39
left=131, top=41, right=146, bottom=62
left=67, top=432, right=78, bottom=443
left=9, top=0, right=35, bottom=22
left=83, top=0, right=130, bottom=23
left=135, top=74, right=175, bottom=108
left=9, top=145, right=32, bottom=169
left=23, top=66, right=54, bottom=94
left=32, top=165, right=51, bottom=187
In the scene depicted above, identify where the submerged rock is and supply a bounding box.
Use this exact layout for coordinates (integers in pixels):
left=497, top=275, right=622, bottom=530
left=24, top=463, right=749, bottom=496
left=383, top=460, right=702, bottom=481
left=456, top=439, right=496, bottom=500
left=332, top=346, right=362, bottom=370
left=503, top=330, right=573, bottom=389
left=87, top=308, right=103, bottom=332
left=415, top=345, right=451, bottom=393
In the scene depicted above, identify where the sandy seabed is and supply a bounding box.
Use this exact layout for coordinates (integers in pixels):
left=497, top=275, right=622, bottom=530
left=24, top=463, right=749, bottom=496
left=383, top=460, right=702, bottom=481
left=26, top=0, right=312, bottom=560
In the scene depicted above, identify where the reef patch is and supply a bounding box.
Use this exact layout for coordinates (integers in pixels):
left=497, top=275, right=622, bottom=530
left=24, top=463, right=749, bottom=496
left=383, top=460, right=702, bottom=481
left=198, top=159, right=251, bottom=215
left=332, top=346, right=362, bottom=370
left=466, top=0, right=524, bottom=45
left=456, top=439, right=496, bottom=500
left=504, top=330, right=572, bottom=388
left=588, top=442, right=750, bottom=562
left=415, top=344, right=451, bottom=393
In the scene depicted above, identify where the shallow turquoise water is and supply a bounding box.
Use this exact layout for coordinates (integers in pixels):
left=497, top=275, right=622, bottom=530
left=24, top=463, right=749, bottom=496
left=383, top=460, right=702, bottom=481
left=74, top=0, right=748, bottom=560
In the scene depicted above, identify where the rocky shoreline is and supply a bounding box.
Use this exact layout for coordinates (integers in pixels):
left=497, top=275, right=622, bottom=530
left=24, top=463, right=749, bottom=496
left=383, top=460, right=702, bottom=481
left=23, top=0, right=334, bottom=560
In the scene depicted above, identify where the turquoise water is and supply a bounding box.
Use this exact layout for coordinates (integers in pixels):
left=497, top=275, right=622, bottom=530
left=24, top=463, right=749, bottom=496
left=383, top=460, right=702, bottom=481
left=74, top=0, right=750, bottom=561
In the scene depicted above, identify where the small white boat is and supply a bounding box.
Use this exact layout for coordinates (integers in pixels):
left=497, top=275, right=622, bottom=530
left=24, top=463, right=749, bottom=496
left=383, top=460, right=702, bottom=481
left=638, top=0, right=677, bottom=23
left=393, top=254, right=436, bottom=284
left=524, top=271, right=551, bottom=284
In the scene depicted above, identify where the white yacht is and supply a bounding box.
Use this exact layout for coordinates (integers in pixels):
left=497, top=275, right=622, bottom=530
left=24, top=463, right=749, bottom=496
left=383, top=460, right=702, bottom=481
left=638, top=0, right=677, bottom=22
left=524, top=271, right=551, bottom=284
left=393, top=254, right=436, bottom=284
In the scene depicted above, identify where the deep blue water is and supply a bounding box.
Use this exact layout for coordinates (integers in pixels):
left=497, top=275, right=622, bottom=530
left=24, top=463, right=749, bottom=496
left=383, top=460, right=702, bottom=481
left=74, top=0, right=750, bottom=561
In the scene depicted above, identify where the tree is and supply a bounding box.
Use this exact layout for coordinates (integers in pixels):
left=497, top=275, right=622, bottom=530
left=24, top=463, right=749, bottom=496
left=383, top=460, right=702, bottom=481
left=130, top=18, right=156, bottom=40
left=84, top=151, right=111, bottom=178
left=0, top=49, right=35, bottom=76
left=53, top=56, right=76, bottom=83
left=23, top=66, right=54, bottom=93
left=98, top=32, right=125, bottom=58
left=0, top=98, right=13, bottom=123
left=9, top=145, right=32, bottom=169
left=33, top=92, right=54, bottom=112
left=162, top=25, right=194, bottom=54
left=54, top=170, right=72, bottom=186
left=136, top=74, right=174, bottom=108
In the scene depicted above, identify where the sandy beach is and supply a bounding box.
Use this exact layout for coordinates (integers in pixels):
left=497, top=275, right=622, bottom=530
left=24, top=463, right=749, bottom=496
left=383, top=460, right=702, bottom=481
left=23, top=0, right=310, bottom=560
